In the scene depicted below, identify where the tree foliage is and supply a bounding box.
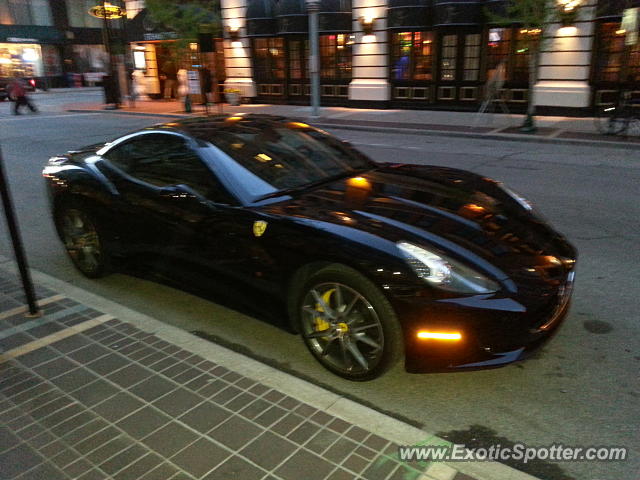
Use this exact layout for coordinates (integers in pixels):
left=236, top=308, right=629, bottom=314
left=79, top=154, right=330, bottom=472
left=145, top=0, right=222, bottom=42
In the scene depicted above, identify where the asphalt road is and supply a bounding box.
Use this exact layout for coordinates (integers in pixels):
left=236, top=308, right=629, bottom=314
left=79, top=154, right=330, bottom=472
left=1, top=93, right=638, bottom=480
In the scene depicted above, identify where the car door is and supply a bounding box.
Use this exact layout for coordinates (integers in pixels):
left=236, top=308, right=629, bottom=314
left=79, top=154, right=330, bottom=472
left=99, top=132, right=242, bottom=276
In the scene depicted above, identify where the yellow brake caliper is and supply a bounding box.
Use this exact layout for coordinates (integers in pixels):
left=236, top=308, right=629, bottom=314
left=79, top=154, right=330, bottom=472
left=314, top=289, right=334, bottom=332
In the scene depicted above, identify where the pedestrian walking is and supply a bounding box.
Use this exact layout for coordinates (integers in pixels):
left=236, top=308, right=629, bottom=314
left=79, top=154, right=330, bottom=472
left=8, top=78, right=37, bottom=115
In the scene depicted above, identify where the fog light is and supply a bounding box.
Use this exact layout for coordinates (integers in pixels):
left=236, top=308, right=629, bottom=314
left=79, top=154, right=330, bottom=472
left=417, top=331, right=462, bottom=341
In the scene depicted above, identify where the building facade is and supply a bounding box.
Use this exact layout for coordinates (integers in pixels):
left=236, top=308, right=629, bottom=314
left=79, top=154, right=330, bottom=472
left=220, top=0, right=640, bottom=114
left=0, top=0, right=135, bottom=87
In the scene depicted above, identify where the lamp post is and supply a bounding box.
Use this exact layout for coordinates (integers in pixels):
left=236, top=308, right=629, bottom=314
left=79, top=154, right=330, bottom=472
left=89, top=2, right=126, bottom=108
left=306, top=0, right=321, bottom=118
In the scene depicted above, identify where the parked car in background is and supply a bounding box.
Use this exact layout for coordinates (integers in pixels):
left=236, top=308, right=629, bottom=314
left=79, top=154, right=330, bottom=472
left=0, top=77, right=37, bottom=101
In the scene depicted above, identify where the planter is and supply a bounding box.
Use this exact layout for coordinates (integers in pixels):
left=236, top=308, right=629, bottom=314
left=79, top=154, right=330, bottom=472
left=225, top=92, right=240, bottom=106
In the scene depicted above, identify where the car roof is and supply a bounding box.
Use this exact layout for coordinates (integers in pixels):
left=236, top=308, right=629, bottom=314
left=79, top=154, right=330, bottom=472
left=147, top=114, right=312, bottom=141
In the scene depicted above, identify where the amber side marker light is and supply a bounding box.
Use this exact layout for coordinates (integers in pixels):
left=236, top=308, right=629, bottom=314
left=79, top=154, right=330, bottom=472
left=417, top=331, right=462, bottom=341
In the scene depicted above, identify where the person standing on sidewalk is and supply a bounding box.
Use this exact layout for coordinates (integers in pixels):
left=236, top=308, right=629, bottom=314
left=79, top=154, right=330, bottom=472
left=8, top=78, right=37, bottom=115
left=162, top=59, right=178, bottom=100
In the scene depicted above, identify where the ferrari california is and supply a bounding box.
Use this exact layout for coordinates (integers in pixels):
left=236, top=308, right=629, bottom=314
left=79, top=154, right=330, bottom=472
left=43, top=115, right=577, bottom=380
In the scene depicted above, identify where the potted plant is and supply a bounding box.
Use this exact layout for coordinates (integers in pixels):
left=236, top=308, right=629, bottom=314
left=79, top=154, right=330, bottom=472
left=224, top=88, right=241, bottom=106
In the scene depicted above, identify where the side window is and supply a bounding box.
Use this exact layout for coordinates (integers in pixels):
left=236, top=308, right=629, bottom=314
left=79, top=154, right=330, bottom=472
left=105, top=134, right=234, bottom=204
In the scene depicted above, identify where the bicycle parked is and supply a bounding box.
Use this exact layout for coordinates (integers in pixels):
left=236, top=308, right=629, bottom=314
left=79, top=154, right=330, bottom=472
left=594, top=89, right=640, bottom=136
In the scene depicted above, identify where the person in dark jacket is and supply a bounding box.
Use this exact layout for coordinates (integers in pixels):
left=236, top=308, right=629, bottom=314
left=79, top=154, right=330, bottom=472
left=9, top=78, right=37, bottom=115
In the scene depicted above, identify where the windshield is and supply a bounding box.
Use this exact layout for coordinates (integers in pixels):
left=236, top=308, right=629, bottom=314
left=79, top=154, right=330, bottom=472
left=203, top=119, right=373, bottom=197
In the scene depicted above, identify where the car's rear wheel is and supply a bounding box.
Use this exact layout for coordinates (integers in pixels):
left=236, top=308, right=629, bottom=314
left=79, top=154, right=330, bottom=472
left=296, top=265, right=403, bottom=381
left=56, top=201, right=111, bottom=278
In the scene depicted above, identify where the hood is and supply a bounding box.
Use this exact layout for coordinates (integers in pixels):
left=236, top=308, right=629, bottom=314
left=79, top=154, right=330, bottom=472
left=265, top=164, right=576, bottom=289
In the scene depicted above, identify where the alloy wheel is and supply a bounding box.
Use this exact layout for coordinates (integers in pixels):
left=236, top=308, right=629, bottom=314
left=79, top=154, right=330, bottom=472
left=60, top=209, right=102, bottom=275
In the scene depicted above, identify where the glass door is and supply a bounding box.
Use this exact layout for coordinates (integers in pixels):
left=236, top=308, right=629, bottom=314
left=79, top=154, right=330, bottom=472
left=435, top=30, right=482, bottom=104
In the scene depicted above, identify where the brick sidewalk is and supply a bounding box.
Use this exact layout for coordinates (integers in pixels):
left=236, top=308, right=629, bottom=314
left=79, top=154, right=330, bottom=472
left=0, top=269, right=488, bottom=480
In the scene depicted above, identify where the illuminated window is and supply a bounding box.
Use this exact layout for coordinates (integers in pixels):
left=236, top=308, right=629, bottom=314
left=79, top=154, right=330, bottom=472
left=391, top=31, right=434, bottom=82
left=320, top=34, right=353, bottom=80
left=0, top=0, right=52, bottom=25
left=440, top=34, right=457, bottom=81
left=252, top=37, right=285, bottom=82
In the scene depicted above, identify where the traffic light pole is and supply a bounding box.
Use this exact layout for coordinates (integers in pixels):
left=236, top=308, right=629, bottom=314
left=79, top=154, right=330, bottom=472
left=0, top=144, right=40, bottom=317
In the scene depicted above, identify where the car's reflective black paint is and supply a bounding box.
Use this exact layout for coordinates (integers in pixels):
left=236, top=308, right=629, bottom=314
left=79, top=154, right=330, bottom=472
left=43, top=115, right=577, bottom=375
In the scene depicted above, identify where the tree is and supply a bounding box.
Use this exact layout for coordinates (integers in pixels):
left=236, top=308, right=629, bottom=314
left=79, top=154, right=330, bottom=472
left=489, top=0, right=579, bottom=132
left=145, top=0, right=222, bottom=48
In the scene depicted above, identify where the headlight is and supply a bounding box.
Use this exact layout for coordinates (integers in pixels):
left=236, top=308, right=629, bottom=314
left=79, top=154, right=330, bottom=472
left=397, top=242, right=499, bottom=294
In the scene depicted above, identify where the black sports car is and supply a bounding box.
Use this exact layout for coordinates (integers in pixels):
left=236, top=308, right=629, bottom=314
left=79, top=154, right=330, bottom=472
left=43, top=115, right=577, bottom=380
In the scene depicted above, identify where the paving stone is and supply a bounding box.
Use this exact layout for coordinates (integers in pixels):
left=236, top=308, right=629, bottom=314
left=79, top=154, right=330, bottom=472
left=211, top=384, right=242, bottom=405
left=142, top=422, right=198, bottom=457
left=361, top=454, right=400, bottom=480
left=226, top=392, right=257, bottom=412
left=183, top=374, right=211, bottom=391
left=326, top=468, right=355, bottom=480
left=74, top=426, right=120, bottom=454
left=197, top=379, right=228, bottom=397
left=33, top=356, right=76, bottom=379
left=50, top=368, right=99, bottom=392
left=116, top=406, right=169, bottom=440
left=28, top=431, right=55, bottom=449
left=113, top=453, right=163, bottom=480
left=147, top=357, right=175, bottom=373
left=310, top=410, right=335, bottom=426
left=209, top=415, right=262, bottom=450
left=0, top=331, right=32, bottom=351
left=19, top=461, right=66, bottom=480
left=178, top=402, right=228, bottom=433
left=99, top=443, right=148, bottom=475
left=0, top=426, right=19, bottom=453
left=86, top=435, right=132, bottom=465
left=2, top=376, right=41, bottom=397
left=107, top=364, right=152, bottom=388
left=0, top=443, right=43, bottom=478
left=63, top=458, right=93, bottom=478
left=93, top=392, right=145, bottom=422
left=275, top=449, right=335, bottom=480
left=138, top=351, right=166, bottom=367
left=27, top=321, right=66, bottom=339
left=325, top=437, right=359, bottom=464
left=264, top=389, right=285, bottom=403
left=172, top=367, right=203, bottom=384
left=130, top=376, right=176, bottom=402
left=306, top=428, right=340, bottom=453
left=50, top=448, right=78, bottom=468
left=50, top=410, right=95, bottom=437
left=356, top=444, right=378, bottom=460
left=11, top=382, right=50, bottom=404
left=248, top=383, right=269, bottom=396
left=170, top=438, right=229, bottom=477
left=345, top=425, right=369, bottom=442
left=364, top=434, right=389, bottom=452
left=342, top=453, right=369, bottom=475
left=239, top=398, right=271, bottom=420
left=138, top=462, right=178, bottom=480
left=70, top=380, right=120, bottom=407
left=279, top=396, right=301, bottom=410
left=29, top=396, right=73, bottom=421
left=61, top=419, right=107, bottom=445
left=240, top=431, right=298, bottom=470
left=77, top=468, right=110, bottom=480
left=68, top=344, right=111, bottom=363
left=15, top=422, right=45, bottom=442
left=40, top=403, right=84, bottom=429
left=16, top=346, right=59, bottom=367
left=295, top=403, right=317, bottom=418
left=204, top=455, right=265, bottom=480
left=254, top=405, right=289, bottom=428
left=288, top=421, right=321, bottom=444
left=272, top=413, right=306, bottom=436
left=152, top=388, right=202, bottom=417
left=86, top=353, right=129, bottom=375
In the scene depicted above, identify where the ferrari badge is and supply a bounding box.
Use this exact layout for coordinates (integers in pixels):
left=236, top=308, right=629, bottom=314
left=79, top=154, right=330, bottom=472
left=253, top=220, right=268, bottom=237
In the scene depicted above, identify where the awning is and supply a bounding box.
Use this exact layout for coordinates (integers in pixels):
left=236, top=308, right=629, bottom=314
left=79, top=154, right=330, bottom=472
left=275, top=0, right=351, bottom=34
left=596, top=0, right=640, bottom=19
left=388, top=0, right=433, bottom=30
left=433, top=0, right=483, bottom=26
left=246, top=0, right=277, bottom=37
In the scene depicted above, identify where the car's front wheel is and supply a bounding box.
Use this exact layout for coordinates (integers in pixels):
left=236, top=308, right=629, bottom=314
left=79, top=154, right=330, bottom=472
left=55, top=201, right=111, bottom=278
left=296, top=265, right=403, bottom=381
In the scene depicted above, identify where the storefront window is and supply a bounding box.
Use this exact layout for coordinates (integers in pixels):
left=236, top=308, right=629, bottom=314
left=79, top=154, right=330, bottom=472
left=487, top=28, right=511, bottom=74
left=288, top=38, right=307, bottom=80
left=252, top=37, right=285, bottom=81
left=0, top=43, right=44, bottom=77
left=513, top=29, right=539, bottom=83
left=463, top=33, right=481, bottom=81
left=391, top=31, right=434, bottom=82
left=440, top=34, right=457, bottom=81
left=71, top=45, right=108, bottom=73
left=0, top=0, right=52, bottom=25
left=486, top=27, right=537, bottom=84
left=66, top=0, right=103, bottom=28
left=320, top=34, right=353, bottom=80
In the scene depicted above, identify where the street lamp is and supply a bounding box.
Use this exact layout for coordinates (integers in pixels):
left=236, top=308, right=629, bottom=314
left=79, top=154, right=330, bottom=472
left=89, top=1, right=126, bottom=108
left=306, top=0, right=321, bottom=118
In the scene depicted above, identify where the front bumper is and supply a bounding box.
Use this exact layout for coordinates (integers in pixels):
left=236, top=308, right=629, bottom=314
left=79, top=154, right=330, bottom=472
left=391, top=272, right=575, bottom=373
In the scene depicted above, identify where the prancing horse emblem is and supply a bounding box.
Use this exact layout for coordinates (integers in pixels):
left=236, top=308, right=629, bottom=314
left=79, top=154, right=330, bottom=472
left=253, top=220, right=268, bottom=237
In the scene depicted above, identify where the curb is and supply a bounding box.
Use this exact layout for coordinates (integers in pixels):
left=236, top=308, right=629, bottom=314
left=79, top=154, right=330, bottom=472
left=0, top=256, right=541, bottom=480
left=64, top=107, right=639, bottom=150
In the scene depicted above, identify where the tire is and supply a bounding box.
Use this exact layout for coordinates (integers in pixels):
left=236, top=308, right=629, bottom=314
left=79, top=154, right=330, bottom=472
left=55, top=199, right=111, bottom=278
left=294, top=264, right=403, bottom=381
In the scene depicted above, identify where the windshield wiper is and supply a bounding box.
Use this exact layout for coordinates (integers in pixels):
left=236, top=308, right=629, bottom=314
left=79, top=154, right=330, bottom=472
left=253, top=168, right=374, bottom=203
